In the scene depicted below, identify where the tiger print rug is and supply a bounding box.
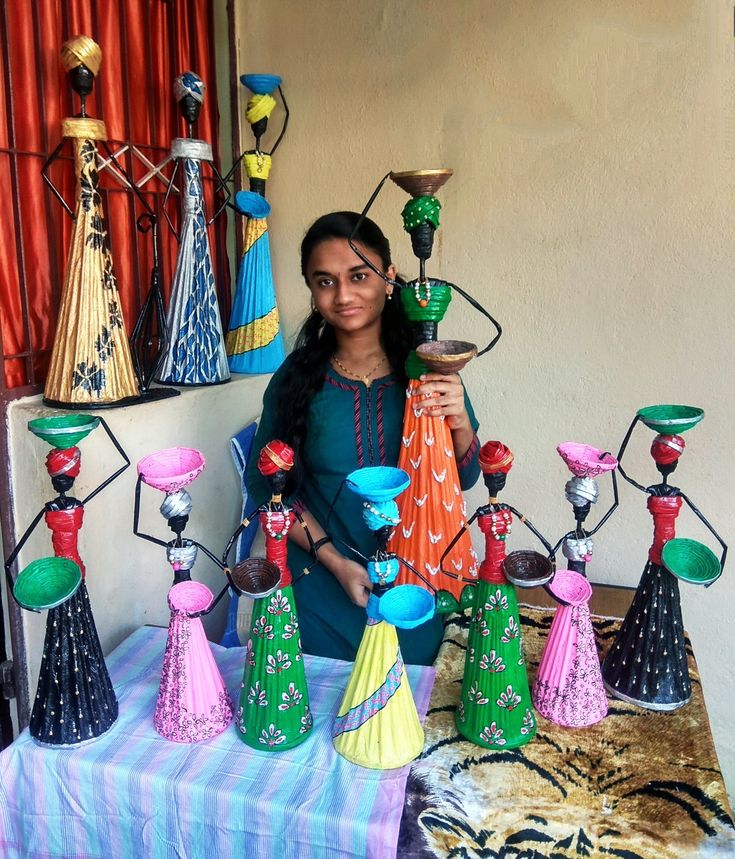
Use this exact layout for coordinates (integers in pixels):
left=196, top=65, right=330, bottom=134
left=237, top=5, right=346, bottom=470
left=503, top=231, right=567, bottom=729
left=397, top=607, right=735, bottom=858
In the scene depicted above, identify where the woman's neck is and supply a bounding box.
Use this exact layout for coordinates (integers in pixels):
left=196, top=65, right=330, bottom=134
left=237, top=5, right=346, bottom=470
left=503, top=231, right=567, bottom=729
left=333, top=327, right=385, bottom=366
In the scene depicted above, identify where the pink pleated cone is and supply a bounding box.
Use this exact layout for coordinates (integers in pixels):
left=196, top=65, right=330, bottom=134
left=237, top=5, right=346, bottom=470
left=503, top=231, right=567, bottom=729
left=154, top=581, right=234, bottom=742
left=532, top=570, right=607, bottom=727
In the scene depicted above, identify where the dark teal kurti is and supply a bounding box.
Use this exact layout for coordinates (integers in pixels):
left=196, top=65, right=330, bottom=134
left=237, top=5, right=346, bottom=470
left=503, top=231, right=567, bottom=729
left=247, top=351, right=481, bottom=665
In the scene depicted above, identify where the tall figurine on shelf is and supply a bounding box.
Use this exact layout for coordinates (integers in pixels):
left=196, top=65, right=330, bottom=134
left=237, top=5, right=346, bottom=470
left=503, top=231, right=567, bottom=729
left=223, top=441, right=316, bottom=751
left=3, top=414, right=127, bottom=745
left=134, top=447, right=234, bottom=742
left=440, top=441, right=554, bottom=749
left=348, top=170, right=502, bottom=599
left=532, top=444, right=618, bottom=728
left=333, top=467, right=434, bottom=769
left=41, top=36, right=140, bottom=407
left=157, top=71, right=230, bottom=387
left=601, top=406, right=727, bottom=711
left=225, top=74, right=288, bottom=374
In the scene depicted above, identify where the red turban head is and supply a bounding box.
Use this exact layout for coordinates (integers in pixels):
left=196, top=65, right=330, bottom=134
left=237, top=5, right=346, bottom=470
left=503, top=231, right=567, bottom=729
left=46, top=446, right=81, bottom=478
left=257, top=440, right=295, bottom=476
left=651, top=434, right=685, bottom=467
left=479, top=441, right=514, bottom=474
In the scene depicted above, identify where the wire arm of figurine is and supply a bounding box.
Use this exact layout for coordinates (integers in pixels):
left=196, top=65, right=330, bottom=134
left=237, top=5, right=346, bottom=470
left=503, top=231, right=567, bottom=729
left=98, top=140, right=156, bottom=218
left=41, top=138, right=76, bottom=220
left=186, top=580, right=231, bottom=619
left=133, top=474, right=170, bottom=549
left=206, top=161, right=232, bottom=226
left=82, top=417, right=130, bottom=506
left=162, top=160, right=182, bottom=241
left=268, top=85, right=289, bottom=156
left=348, top=172, right=402, bottom=289
left=615, top=414, right=648, bottom=493
left=3, top=508, right=47, bottom=612
left=679, top=492, right=728, bottom=583
left=449, top=280, right=502, bottom=357
left=439, top=508, right=484, bottom=582
left=505, top=505, right=556, bottom=563
left=585, top=465, right=620, bottom=538
left=220, top=504, right=263, bottom=565
left=395, top=556, right=439, bottom=593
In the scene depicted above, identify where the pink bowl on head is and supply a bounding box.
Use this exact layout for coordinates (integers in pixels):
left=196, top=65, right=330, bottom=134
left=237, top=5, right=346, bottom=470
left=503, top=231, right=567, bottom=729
left=168, top=580, right=213, bottom=613
left=137, top=447, right=206, bottom=492
left=557, top=443, right=617, bottom=478
left=548, top=569, right=593, bottom=606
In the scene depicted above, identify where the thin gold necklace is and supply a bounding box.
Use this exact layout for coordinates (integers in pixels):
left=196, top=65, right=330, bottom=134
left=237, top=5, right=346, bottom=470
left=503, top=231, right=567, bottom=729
left=332, top=353, right=386, bottom=388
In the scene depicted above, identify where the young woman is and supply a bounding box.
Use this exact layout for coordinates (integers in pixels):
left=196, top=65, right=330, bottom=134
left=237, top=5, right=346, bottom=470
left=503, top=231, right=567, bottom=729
left=247, top=211, right=481, bottom=665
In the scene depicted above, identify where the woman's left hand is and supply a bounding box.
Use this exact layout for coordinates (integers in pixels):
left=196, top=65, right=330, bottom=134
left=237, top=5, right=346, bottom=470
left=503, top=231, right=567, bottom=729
left=414, top=373, right=472, bottom=433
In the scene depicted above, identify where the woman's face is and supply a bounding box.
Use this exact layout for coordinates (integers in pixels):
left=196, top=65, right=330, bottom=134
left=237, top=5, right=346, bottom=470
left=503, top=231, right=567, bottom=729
left=305, top=238, right=395, bottom=336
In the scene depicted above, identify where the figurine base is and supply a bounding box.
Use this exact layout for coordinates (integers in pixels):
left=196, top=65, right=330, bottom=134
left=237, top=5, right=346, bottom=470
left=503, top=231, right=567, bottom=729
left=603, top=682, right=690, bottom=712
left=153, top=376, right=231, bottom=389
left=43, top=386, right=180, bottom=409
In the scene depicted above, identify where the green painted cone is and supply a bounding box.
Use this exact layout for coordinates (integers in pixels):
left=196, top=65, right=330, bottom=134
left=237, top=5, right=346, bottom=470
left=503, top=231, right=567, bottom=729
left=435, top=590, right=460, bottom=615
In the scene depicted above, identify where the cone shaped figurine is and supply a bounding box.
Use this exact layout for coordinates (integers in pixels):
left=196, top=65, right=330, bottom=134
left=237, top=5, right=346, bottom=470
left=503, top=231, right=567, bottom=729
left=225, top=441, right=313, bottom=750
left=444, top=442, right=554, bottom=750
left=333, top=466, right=430, bottom=769
left=532, top=570, right=608, bottom=726
left=154, top=581, right=233, bottom=742
left=43, top=37, right=139, bottom=406
left=226, top=192, right=285, bottom=373
left=601, top=408, right=727, bottom=710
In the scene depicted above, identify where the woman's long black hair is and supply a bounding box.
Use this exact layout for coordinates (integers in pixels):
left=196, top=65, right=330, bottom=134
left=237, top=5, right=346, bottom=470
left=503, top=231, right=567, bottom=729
left=273, top=211, right=412, bottom=488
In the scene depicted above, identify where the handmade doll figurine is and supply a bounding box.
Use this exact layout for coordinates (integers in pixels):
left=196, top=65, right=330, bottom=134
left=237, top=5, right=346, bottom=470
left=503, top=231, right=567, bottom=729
left=440, top=441, right=553, bottom=749
left=347, top=169, right=502, bottom=599
left=531, top=444, right=618, bottom=728
left=157, top=71, right=230, bottom=386
left=41, top=36, right=139, bottom=406
left=601, top=406, right=727, bottom=711
left=224, top=75, right=288, bottom=374
left=223, top=441, right=316, bottom=751
left=134, top=447, right=234, bottom=742
left=332, top=467, right=434, bottom=769
left=4, top=414, right=127, bottom=745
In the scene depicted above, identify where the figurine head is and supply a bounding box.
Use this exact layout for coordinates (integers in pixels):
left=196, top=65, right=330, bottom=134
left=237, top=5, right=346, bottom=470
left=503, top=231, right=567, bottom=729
left=46, top=447, right=81, bottom=494
left=61, top=35, right=101, bottom=96
left=479, top=440, right=513, bottom=496
left=651, top=434, right=684, bottom=478
left=257, top=440, right=294, bottom=494
left=174, top=71, right=205, bottom=124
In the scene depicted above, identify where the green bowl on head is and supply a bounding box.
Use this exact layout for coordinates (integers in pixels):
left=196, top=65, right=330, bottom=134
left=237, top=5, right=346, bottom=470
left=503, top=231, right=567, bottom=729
left=14, top=556, right=82, bottom=610
left=637, top=405, right=704, bottom=434
left=662, top=538, right=720, bottom=586
left=28, top=414, right=100, bottom=448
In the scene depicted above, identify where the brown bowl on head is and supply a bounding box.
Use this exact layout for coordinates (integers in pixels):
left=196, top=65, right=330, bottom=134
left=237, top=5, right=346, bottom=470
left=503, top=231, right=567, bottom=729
left=503, top=550, right=554, bottom=588
left=229, top=557, right=281, bottom=599
left=416, top=340, right=478, bottom=375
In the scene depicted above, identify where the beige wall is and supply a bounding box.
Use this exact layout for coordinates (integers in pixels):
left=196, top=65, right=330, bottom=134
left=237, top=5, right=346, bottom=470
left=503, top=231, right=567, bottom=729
left=235, top=1, right=735, bottom=796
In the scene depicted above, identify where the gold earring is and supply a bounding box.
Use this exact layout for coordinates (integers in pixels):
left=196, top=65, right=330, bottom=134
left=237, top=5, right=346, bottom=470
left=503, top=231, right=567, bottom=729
left=386, top=291, right=393, bottom=301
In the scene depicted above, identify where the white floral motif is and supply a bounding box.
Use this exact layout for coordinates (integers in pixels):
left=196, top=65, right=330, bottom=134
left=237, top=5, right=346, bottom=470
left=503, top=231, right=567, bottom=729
left=402, top=524, right=415, bottom=539
left=520, top=708, right=535, bottom=735
left=428, top=531, right=443, bottom=544
left=457, top=701, right=466, bottom=722
left=259, top=723, right=287, bottom=747
left=497, top=685, right=522, bottom=711
left=479, top=650, right=506, bottom=673
left=501, top=616, right=520, bottom=642
left=467, top=682, right=489, bottom=705
left=299, top=706, right=313, bottom=734
left=479, top=722, right=506, bottom=745
left=247, top=681, right=267, bottom=707
left=266, top=650, right=292, bottom=674
left=252, top=616, right=274, bottom=640
left=282, top=613, right=300, bottom=640
left=432, top=468, right=447, bottom=483
left=278, top=682, right=303, bottom=710
left=485, top=589, right=509, bottom=612
left=267, top=592, right=291, bottom=616
left=415, top=494, right=428, bottom=507
left=410, top=456, right=422, bottom=470
left=442, top=500, right=455, bottom=513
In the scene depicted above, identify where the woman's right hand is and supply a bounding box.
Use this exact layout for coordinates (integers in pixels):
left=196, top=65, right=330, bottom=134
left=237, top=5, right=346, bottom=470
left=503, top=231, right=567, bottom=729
left=333, top=557, right=372, bottom=608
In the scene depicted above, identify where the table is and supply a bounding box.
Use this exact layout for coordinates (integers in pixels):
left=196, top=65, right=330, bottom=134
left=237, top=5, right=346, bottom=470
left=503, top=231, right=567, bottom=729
left=0, top=627, right=435, bottom=859
left=398, top=605, right=735, bottom=858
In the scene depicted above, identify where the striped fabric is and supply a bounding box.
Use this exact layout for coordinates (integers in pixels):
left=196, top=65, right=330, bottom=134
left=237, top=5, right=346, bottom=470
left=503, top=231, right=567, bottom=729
left=0, top=626, right=435, bottom=859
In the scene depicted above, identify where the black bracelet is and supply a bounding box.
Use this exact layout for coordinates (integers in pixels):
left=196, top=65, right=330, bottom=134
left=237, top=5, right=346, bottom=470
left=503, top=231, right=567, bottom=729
left=312, top=536, right=333, bottom=555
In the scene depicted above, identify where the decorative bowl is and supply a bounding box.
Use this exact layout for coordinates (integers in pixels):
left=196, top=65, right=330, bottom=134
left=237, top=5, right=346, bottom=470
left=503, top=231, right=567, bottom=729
left=240, top=74, right=282, bottom=95
left=14, top=556, right=82, bottom=611
left=28, top=414, right=99, bottom=448
left=345, top=466, right=410, bottom=502
left=229, top=557, right=282, bottom=599
left=547, top=568, right=593, bottom=606
left=503, top=550, right=554, bottom=588
left=390, top=169, right=453, bottom=197
left=557, top=443, right=618, bottom=478
left=379, top=584, right=434, bottom=629
left=662, top=538, right=720, bottom=586
left=637, top=405, right=704, bottom=434
left=137, top=447, right=206, bottom=492
left=416, top=340, right=477, bottom=374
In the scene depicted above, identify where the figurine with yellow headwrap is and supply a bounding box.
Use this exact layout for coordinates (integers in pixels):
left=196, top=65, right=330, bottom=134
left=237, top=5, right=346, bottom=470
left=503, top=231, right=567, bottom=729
left=157, top=71, right=230, bottom=387
left=41, top=36, right=140, bottom=407
left=224, top=74, right=288, bottom=375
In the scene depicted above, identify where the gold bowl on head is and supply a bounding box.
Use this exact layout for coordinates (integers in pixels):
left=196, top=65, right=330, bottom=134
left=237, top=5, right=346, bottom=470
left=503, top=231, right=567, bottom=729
left=416, top=340, right=477, bottom=374
left=390, top=169, right=453, bottom=198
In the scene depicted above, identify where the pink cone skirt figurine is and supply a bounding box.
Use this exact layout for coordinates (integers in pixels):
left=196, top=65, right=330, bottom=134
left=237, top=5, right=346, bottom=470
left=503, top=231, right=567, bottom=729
left=532, top=570, right=607, bottom=727
left=154, top=580, right=234, bottom=742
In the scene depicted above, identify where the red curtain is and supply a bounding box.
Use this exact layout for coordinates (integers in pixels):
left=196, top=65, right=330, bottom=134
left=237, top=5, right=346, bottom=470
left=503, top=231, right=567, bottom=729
left=0, top=0, right=230, bottom=391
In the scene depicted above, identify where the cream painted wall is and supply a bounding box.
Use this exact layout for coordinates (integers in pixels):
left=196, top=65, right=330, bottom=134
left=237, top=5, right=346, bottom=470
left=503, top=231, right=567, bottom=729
left=234, top=1, right=735, bottom=796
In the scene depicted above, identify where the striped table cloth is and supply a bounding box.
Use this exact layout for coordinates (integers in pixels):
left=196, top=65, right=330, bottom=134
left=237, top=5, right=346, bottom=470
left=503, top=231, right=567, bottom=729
left=0, top=626, right=435, bottom=859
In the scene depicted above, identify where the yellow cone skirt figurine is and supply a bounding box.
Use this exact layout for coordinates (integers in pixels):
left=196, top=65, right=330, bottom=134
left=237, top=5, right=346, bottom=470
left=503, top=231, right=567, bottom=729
left=332, top=467, right=434, bottom=769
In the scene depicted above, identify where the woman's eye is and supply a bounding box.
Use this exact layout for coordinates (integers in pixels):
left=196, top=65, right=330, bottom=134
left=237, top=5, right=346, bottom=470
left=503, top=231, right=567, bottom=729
left=315, top=277, right=334, bottom=288
left=352, top=272, right=368, bottom=282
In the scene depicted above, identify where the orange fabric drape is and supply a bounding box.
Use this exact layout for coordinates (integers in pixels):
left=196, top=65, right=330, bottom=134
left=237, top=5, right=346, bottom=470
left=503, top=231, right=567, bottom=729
left=0, top=0, right=230, bottom=390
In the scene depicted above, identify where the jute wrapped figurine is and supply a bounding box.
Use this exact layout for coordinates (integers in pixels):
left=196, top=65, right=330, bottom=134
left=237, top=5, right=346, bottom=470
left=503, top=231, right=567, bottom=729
left=440, top=441, right=553, bottom=749
left=223, top=441, right=316, bottom=751
left=347, top=170, right=502, bottom=599
left=601, top=406, right=727, bottom=711
left=41, top=36, right=139, bottom=406
left=332, top=467, right=434, bottom=769
left=4, top=414, right=127, bottom=745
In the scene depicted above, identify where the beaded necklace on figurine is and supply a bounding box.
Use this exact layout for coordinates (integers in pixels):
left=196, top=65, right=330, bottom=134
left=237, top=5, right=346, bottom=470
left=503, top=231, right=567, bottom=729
left=265, top=498, right=290, bottom=541
left=490, top=508, right=512, bottom=541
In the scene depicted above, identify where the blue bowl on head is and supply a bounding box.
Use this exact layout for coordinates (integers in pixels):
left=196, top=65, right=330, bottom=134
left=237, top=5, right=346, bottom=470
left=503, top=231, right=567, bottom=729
left=234, top=191, right=271, bottom=219
left=345, top=466, right=410, bottom=502
left=379, top=585, right=435, bottom=629
left=240, top=74, right=282, bottom=95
